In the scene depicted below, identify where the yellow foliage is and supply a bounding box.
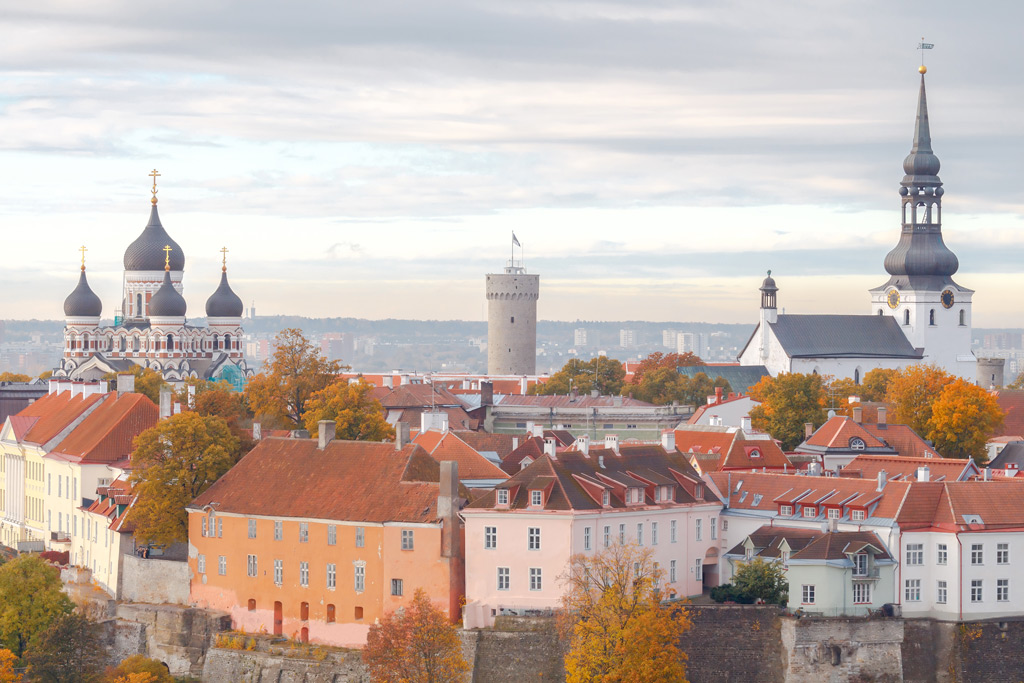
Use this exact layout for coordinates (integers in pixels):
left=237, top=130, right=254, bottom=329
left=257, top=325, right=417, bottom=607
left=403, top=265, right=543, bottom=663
left=0, top=648, right=22, bottom=683
left=927, top=379, right=1003, bottom=463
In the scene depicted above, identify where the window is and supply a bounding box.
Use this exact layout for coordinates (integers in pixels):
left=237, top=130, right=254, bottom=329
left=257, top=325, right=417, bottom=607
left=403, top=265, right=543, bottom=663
left=619, top=524, right=626, bottom=544
left=937, top=544, right=947, bottom=565
left=356, top=527, right=365, bottom=548
left=300, top=562, right=309, bottom=587
left=636, top=523, right=643, bottom=546
left=217, top=518, right=223, bottom=537
left=274, top=520, right=283, bottom=541
left=531, top=490, right=543, bottom=507
left=780, top=505, right=793, bottom=516
left=528, top=527, right=541, bottom=551
left=326, top=563, right=336, bottom=589
left=497, top=567, right=510, bottom=591
left=998, top=579, right=1009, bottom=602
left=602, top=490, right=610, bottom=506
left=850, top=437, right=866, bottom=450
left=904, top=309, right=910, bottom=326
left=246, top=555, right=257, bottom=578
left=198, top=554, right=206, bottom=574
left=695, top=559, right=703, bottom=581
left=274, top=559, right=283, bottom=585
left=603, top=525, right=610, bottom=548
left=653, top=562, right=660, bottom=588
left=328, top=525, right=336, bottom=546
left=853, top=553, right=868, bottom=576
left=827, top=508, right=840, bottom=520
left=670, top=519, right=678, bottom=543
left=670, top=560, right=677, bottom=583
left=802, top=507, right=816, bottom=518
left=485, top=526, right=497, bottom=550
left=851, top=509, right=866, bottom=521
left=802, top=585, right=815, bottom=604
left=959, top=310, right=966, bottom=326
left=584, top=527, right=592, bottom=551
left=299, top=522, right=309, bottom=543
left=998, top=543, right=1009, bottom=564
left=391, top=578, right=404, bottom=596
left=971, top=543, right=983, bottom=566
left=651, top=522, right=658, bottom=546
left=906, top=543, right=923, bottom=566
left=905, top=579, right=921, bottom=602
left=218, top=556, right=226, bottom=576
left=695, top=518, right=702, bottom=541
left=723, top=519, right=728, bottom=531
left=853, top=583, right=871, bottom=604
left=201, top=517, right=207, bottom=537
left=929, top=309, right=935, bottom=326
left=937, top=580, right=947, bottom=604
left=402, top=529, right=414, bottom=550
left=354, top=564, right=365, bottom=592
left=752, top=494, right=763, bottom=506
left=529, top=568, right=542, bottom=591
left=496, top=489, right=509, bottom=505
left=248, top=519, right=257, bottom=539
left=971, top=579, right=983, bottom=603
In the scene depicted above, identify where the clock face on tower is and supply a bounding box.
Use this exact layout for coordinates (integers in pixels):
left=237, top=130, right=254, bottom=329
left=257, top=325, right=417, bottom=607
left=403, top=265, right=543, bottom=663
left=887, top=289, right=900, bottom=309
left=941, top=289, right=955, bottom=309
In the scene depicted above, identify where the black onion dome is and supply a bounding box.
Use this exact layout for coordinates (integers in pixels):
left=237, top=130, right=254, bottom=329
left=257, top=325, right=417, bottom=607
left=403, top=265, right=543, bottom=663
left=63, top=269, right=103, bottom=317
left=205, top=270, right=244, bottom=317
left=149, top=270, right=187, bottom=317
left=123, top=205, right=185, bottom=271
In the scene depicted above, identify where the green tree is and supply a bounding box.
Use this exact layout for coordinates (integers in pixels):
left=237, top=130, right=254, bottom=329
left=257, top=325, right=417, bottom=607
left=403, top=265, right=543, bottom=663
left=748, top=373, right=828, bottom=450
left=244, top=328, right=347, bottom=428
left=302, top=380, right=395, bottom=441
left=927, top=379, right=1004, bottom=463
left=884, top=364, right=955, bottom=436
left=0, top=556, right=74, bottom=657
left=732, top=558, right=789, bottom=606
left=24, top=613, right=105, bottom=683
left=128, top=412, right=239, bottom=545
left=103, top=655, right=173, bottom=683
left=631, top=366, right=688, bottom=405
left=363, top=589, right=469, bottom=683
left=102, top=366, right=167, bottom=405
left=532, top=357, right=626, bottom=396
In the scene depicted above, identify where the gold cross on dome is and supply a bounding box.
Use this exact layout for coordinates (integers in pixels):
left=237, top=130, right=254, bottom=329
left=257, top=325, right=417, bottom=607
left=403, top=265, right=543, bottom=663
left=149, top=169, right=161, bottom=205
left=79, top=245, right=87, bottom=270
left=163, top=244, right=172, bottom=270
left=221, top=246, right=229, bottom=271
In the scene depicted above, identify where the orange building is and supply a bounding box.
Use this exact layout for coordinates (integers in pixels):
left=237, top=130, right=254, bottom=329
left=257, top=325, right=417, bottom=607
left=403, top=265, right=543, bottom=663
left=187, top=422, right=463, bottom=647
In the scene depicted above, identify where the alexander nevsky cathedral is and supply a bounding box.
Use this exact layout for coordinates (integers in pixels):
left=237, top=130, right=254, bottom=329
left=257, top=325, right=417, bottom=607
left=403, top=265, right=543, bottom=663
left=54, top=172, right=255, bottom=388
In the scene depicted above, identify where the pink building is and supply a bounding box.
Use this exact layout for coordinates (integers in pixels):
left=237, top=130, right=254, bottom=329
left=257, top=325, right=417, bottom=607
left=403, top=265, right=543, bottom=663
left=462, top=443, right=722, bottom=628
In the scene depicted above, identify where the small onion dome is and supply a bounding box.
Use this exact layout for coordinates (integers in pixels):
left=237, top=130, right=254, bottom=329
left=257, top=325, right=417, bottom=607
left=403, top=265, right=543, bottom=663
left=64, top=268, right=103, bottom=317
left=124, top=205, right=185, bottom=271
left=206, top=270, right=244, bottom=318
left=760, top=270, right=778, bottom=293
left=149, top=269, right=187, bottom=317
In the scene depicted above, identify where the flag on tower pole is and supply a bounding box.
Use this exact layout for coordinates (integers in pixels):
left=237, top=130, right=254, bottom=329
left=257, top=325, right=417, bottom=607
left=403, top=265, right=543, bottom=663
left=512, top=231, right=521, bottom=247
left=917, top=42, right=934, bottom=49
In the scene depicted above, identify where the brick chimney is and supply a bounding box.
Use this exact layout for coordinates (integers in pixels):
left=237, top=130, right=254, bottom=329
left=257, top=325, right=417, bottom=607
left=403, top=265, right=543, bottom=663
left=852, top=406, right=863, bottom=423
left=878, top=406, right=887, bottom=425
left=804, top=422, right=814, bottom=439
left=395, top=422, right=410, bottom=450
left=318, top=420, right=336, bottom=450
left=661, top=430, right=676, bottom=453
left=438, top=461, right=460, bottom=558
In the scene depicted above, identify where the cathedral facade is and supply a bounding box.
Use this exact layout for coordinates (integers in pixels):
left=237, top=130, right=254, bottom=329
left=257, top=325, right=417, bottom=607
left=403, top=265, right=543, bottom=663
left=56, top=181, right=254, bottom=387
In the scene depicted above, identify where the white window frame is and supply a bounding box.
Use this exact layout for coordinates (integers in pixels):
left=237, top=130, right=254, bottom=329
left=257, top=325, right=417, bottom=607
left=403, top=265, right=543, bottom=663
left=802, top=584, right=815, bottom=604
left=971, top=543, right=983, bottom=566
left=248, top=519, right=257, bottom=539
left=328, top=525, right=337, bottom=546
left=603, top=525, right=610, bottom=548
left=636, top=523, right=643, bottom=546
left=218, top=555, right=226, bottom=576
left=531, top=490, right=543, bottom=507
left=651, top=522, right=658, bottom=546
left=906, top=543, right=923, bottom=566
left=274, top=520, right=283, bottom=541
left=300, top=561, right=309, bottom=587
left=484, top=526, right=497, bottom=550
left=710, top=517, right=717, bottom=540
left=529, top=567, right=542, bottom=591
left=584, top=526, right=592, bottom=551
left=246, top=554, right=258, bottom=578
left=997, top=543, right=1009, bottom=565
left=496, top=489, right=509, bottom=505
left=356, top=526, right=365, bottom=548
left=528, top=527, right=541, bottom=551
left=299, top=522, right=309, bottom=543
left=853, top=582, right=871, bottom=605
left=326, top=563, right=336, bottom=589
left=937, top=543, right=947, bottom=565
left=402, top=529, right=414, bottom=550
left=937, top=580, right=947, bottom=604
left=905, top=579, right=921, bottom=602
left=780, top=505, right=793, bottom=516
left=851, top=509, right=866, bottom=521
left=197, top=554, right=206, bottom=574
left=970, top=579, right=983, bottom=603
left=497, top=567, right=510, bottom=591
left=998, top=579, right=1009, bottom=602
left=695, top=518, right=702, bottom=541
left=354, top=563, right=366, bottom=592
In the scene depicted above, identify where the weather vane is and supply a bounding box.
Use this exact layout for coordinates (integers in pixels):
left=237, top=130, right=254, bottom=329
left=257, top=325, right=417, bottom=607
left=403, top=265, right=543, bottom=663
left=917, top=38, right=934, bottom=73
left=149, top=169, right=161, bottom=205
left=221, top=247, right=229, bottom=272
left=163, top=244, right=172, bottom=271
left=79, top=245, right=87, bottom=271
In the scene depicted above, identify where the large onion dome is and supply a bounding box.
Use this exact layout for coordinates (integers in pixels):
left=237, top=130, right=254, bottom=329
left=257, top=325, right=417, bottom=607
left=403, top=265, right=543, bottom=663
left=206, top=269, right=244, bottom=318
left=149, top=269, right=187, bottom=317
left=124, top=206, right=185, bottom=271
left=64, top=268, right=103, bottom=317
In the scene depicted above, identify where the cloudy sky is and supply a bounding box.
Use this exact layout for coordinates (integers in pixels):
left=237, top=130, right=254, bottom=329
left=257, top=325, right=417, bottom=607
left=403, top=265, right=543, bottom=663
left=2, top=1, right=1022, bottom=325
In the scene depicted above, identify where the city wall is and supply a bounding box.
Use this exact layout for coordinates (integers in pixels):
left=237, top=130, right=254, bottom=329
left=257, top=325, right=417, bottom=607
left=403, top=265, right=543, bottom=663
left=120, top=555, right=191, bottom=605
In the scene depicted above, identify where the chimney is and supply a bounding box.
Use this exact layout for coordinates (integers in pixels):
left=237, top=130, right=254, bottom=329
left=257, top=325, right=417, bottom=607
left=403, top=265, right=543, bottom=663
left=48, top=377, right=60, bottom=395
left=852, top=406, right=863, bottom=423
left=531, top=423, right=543, bottom=438
left=598, top=455, right=605, bottom=469
left=400, top=373, right=410, bottom=386
left=159, top=385, right=172, bottom=420
left=984, top=468, right=992, bottom=482
left=383, top=375, right=394, bottom=388
left=116, top=373, right=135, bottom=397
left=877, top=470, right=887, bottom=492
left=438, top=461, right=460, bottom=558
left=577, top=434, right=590, bottom=455
left=462, top=379, right=470, bottom=390
left=511, top=436, right=519, bottom=450
left=420, top=411, right=449, bottom=434
left=252, top=422, right=262, bottom=441
left=591, top=389, right=599, bottom=398
left=71, top=381, right=84, bottom=398
left=58, top=379, right=72, bottom=395
left=613, top=395, right=623, bottom=407
left=715, top=386, right=723, bottom=404
left=81, top=380, right=105, bottom=399
left=740, top=416, right=752, bottom=433
left=604, top=434, right=619, bottom=454
left=520, top=377, right=528, bottom=394
left=878, top=406, right=887, bottom=425
left=543, top=437, right=557, bottom=459
left=395, top=422, right=410, bottom=450
left=661, top=430, right=676, bottom=453
left=804, top=422, right=814, bottom=438
left=917, top=466, right=930, bottom=483
left=187, top=383, right=196, bottom=408
left=318, top=420, right=336, bottom=450
left=710, top=415, right=722, bottom=427
left=480, top=381, right=494, bottom=407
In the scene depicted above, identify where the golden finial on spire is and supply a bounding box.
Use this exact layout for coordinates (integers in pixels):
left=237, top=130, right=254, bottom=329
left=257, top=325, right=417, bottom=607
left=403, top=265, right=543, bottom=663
left=149, top=169, right=161, bottom=205
left=163, top=244, right=172, bottom=271
left=220, top=247, right=228, bottom=272
left=79, top=245, right=87, bottom=271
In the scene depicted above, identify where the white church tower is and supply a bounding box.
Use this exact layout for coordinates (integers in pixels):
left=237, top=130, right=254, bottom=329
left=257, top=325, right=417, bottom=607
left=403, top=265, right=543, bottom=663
left=868, top=65, right=976, bottom=378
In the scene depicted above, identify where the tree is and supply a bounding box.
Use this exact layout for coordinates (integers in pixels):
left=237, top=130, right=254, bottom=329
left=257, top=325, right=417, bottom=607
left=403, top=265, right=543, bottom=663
left=532, top=357, right=626, bottom=396
left=24, top=613, right=105, bottom=683
left=302, top=380, right=394, bottom=441
left=179, top=379, right=254, bottom=455
left=363, top=589, right=469, bottom=683
left=102, top=366, right=167, bottom=405
left=630, top=366, right=688, bottom=405
left=927, top=379, right=1004, bottom=463
left=1007, top=374, right=1024, bottom=390
left=0, top=649, right=22, bottom=683
left=561, top=542, right=690, bottom=683
left=103, top=656, right=173, bottom=683
left=244, top=328, right=346, bottom=428
left=732, top=558, right=789, bottom=606
left=0, top=373, right=30, bottom=383
left=860, top=368, right=897, bottom=403
left=129, top=412, right=239, bottom=545
left=748, top=373, right=827, bottom=450
left=0, top=556, right=74, bottom=657
left=630, top=352, right=703, bottom=386
left=884, top=364, right=955, bottom=436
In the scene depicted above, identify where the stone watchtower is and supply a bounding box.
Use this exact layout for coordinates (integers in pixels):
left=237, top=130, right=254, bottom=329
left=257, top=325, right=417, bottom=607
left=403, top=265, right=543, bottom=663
left=486, top=261, right=539, bottom=375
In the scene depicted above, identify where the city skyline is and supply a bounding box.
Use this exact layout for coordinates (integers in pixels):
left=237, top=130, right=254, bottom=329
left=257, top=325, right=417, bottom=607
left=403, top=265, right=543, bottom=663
left=2, top=2, right=1023, bottom=325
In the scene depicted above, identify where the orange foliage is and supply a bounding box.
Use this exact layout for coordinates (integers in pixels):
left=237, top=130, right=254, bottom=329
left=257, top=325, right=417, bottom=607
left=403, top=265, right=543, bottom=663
left=0, top=649, right=22, bottom=683
left=927, top=379, right=1004, bottom=463
left=630, top=352, right=703, bottom=385
left=884, top=364, right=954, bottom=437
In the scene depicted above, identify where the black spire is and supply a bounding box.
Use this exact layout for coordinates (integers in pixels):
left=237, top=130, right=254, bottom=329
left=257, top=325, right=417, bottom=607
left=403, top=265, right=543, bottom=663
left=124, top=205, right=185, bottom=272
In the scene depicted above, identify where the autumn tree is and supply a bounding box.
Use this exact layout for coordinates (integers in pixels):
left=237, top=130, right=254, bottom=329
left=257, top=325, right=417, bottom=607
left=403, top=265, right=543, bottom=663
left=102, top=366, right=167, bottom=405
left=748, top=372, right=828, bottom=450
left=926, top=379, right=1004, bottom=463
left=884, top=364, right=955, bottom=436
left=0, top=649, right=22, bottom=683
left=302, top=380, right=394, bottom=441
left=532, top=357, right=626, bottom=396
left=178, top=379, right=254, bottom=454
left=24, top=613, right=105, bottom=683
left=1007, top=374, right=1024, bottom=390
left=129, top=412, right=239, bottom=545
left=0, top=556, right=74, bottom=657
left=630, top=352, right=703, bottom=385
left=362, top=589, right=469, bottom=683
left=245, top=328, right=346, bottom=428
left=860, top=368, right=897, bottom=403
left=0, top=373, right=30, bottom=383
left=103, top=656, right=173, bottom=683
left=561, top=542, right=690, bottom=683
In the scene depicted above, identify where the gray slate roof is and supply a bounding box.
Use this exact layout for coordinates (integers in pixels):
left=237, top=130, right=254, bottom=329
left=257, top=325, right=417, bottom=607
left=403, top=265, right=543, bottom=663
left=989, top=442, right=1024, bottom=470
left=769, top=314, right=922, bottom=360
left=678, top=365, right=769, bottom=394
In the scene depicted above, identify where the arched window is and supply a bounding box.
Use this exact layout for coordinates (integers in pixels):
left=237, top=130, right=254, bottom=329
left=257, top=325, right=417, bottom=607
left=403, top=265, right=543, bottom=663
left=877, top=309, right=883, bottom=316
left=959, top=310, right=966, bottom=326
left=82, top=333, right=90, bottom=350
left=854, top=368, right=860, bottom=385
left=166, top=334, right=174, bottom=351
left=213, top=334, right=219, bottom=351
left=136, top=293, right=143, bottom=317
left=904, top=310, right=910, bottom=326
left=929, top=309, right=935, bottom=326
left=120, top=336, right=127, bottom=352
left=224, top=334, right=231, bottom=351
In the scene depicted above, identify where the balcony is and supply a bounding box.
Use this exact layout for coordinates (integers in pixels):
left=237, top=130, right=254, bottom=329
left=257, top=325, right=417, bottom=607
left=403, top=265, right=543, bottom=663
left=852, top=567, right=881, bottom=581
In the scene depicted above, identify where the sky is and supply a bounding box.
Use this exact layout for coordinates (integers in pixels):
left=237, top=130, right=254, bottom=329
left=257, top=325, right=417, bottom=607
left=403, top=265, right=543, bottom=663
left=2, top=1, right=1023, bottom=326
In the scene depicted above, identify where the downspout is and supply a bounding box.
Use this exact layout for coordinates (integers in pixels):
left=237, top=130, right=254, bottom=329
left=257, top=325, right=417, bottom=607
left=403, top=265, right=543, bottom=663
left=897, top=529, right=903, bottom=612
left=956, top=532, right=963, bottom=621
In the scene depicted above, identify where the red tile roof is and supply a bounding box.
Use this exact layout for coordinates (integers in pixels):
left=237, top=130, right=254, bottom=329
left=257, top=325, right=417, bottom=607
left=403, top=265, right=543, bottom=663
left=675, top=425, right=792, bottom=472
left=50, top=393, right=158, bottom=464
left=843, top=454, right=975, bottom=482
left=379, top=384, right=463, bottom=408
left=995, top=391, right=1024, bottom=438
left=687, top=394, right=757, bottom=425
left=860, top=423, right=938, bottom=459
left=804, top=416, right=886, bottom=449
left=13, top=391, right=105, bottom=446
left=501, top=437, right=545, bottom=475
left=427, top=433, right=509, bottom=481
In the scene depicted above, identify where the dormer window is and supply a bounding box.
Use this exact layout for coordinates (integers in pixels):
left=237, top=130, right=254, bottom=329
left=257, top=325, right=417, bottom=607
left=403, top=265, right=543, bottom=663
left=695, top=484, right=704, bottom=498
left=530, top=490, right=543, bottom=507
left=602, top=490, right=610, bottom=507
left=780, top=505, right=793, bottom=516
left=851, top=509, right=866, bottom=521
left=827, top=508, right=840, bottom=519
left=802, top=506, right=817, bottom=518
left=782, top=550, right=790, bottom=565
left=853, top=553, right=868, bottom=576
left=745, top=546, right=753, bottom=560
left=749, top=449, right=761, bottom=459
left=496, top=489, right=509, bottom=506
left=849, top=437, right=866, bottom=451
